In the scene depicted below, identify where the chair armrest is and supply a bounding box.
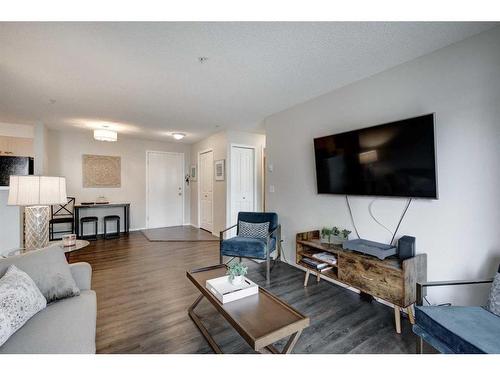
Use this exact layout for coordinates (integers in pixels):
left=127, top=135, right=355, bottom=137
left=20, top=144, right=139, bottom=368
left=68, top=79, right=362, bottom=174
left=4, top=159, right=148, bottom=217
left=267, top=224, right=281, bottom=239
left=220, top=224, right=238, bottom=240
left=70, top=262, right=92, bottom=291
left=416, top=278, right=493, bottom=305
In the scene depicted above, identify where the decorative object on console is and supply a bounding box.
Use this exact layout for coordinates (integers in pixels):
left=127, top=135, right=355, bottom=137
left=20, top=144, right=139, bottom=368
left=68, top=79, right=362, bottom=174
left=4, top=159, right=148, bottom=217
left=226, top=262, right=248, bottom=285
left=297, top=230, right=426, bottom=334
left=321, top=226, right=351, bottom=245
left=96, top=195, right=109, bottom=204
left=82, top=154, right=121, bottom=188
left=397, top=235, right=416, bottom=260
left=214, top=159, right=225, bottom=181
left=8, top=176, right=67, bottom=251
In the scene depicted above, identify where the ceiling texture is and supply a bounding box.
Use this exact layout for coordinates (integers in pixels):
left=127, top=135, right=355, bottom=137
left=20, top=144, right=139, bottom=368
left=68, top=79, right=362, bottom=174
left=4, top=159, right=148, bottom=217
left=0, top=22, right=497, bottom=143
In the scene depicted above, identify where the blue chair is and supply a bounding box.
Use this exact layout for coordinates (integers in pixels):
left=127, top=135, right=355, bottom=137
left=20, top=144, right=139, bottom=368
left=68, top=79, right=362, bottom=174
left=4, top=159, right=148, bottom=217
left=219, top=212, right=282, bottom=285
left=413, top=265, right=500, bottom=354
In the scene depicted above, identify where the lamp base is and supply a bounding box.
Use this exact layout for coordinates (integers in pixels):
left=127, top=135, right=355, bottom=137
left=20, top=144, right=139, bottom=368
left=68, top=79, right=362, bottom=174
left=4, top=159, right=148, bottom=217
left=24, top=205, right=50, bottom=251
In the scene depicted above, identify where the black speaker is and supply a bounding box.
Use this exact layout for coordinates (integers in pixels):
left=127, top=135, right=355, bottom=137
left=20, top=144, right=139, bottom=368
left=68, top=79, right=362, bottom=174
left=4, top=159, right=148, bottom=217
left=397, top=236, right=415, bottom=260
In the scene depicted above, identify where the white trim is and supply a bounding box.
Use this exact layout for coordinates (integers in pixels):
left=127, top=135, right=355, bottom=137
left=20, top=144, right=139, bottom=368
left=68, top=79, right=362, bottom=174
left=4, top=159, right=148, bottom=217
left=227, top=143, right=258, bottom=228
left=145, top=150, right=185, bottom=229
left=197, top=148, right=214, bottom=232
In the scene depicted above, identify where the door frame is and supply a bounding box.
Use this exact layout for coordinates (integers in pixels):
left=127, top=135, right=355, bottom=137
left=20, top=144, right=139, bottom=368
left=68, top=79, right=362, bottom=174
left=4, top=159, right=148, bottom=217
left=197, top=148, right=214, bottom=233
left=227, top=143, right=258, bottom=228
left=145, top=150, right=185, bottom=229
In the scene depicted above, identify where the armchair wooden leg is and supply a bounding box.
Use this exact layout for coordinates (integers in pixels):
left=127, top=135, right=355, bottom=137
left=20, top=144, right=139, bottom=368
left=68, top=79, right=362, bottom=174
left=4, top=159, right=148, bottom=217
left=304, top=270, right=310, bottom=287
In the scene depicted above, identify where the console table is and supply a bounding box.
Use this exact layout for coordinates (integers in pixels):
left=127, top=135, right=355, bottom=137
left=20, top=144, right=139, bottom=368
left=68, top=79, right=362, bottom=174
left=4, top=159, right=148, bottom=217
left=296, top=230, right=427, bottom=333
left=74, top=203, right=130, bottom=238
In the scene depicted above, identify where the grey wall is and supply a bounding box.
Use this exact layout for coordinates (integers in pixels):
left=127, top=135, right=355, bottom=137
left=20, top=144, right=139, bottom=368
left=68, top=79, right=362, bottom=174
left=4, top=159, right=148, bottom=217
left=264, top=27, right=500, bottom=305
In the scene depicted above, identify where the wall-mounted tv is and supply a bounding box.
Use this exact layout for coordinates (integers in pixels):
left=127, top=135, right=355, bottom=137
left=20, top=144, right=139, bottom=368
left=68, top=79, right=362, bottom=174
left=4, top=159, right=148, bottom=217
left=313, top=114, right=437, bottom=198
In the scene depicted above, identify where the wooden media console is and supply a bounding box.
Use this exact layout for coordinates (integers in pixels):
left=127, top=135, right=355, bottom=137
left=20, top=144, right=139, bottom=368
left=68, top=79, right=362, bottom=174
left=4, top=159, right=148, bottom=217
left=296, top=230, right=427, bottom=333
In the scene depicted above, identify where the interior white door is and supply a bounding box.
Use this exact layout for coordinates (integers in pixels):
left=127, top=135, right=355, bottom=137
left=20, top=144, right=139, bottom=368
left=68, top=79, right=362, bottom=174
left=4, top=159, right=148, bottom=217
left=147, top=151, right=184, bottom=229
left=231, top=146, right=255, bottom=231
left=199, top=150, right=214, bottom=232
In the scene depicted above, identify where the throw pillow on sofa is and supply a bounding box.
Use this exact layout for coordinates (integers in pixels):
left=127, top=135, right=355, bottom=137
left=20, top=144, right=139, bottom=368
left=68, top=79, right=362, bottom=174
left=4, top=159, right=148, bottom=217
left=0, top=246, right=80, bottom=303
left=0, top=265, right=47, bottom=346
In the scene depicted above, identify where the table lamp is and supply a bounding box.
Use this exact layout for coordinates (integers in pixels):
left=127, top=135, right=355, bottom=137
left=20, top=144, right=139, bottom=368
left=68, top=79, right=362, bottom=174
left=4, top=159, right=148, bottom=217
left=8, top=175, right=67, bottom=251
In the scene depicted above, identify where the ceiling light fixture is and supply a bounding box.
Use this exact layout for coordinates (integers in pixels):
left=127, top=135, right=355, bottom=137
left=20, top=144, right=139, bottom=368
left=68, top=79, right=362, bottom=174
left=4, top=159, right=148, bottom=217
left=94, top=127, right=118, bottom=142
left=172, top=133, right=185, bottom=140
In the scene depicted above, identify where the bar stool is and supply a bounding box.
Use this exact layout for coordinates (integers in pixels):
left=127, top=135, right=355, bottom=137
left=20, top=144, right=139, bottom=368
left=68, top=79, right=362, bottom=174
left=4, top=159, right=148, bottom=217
left=80, top=216, right=98, bottom=240
left=104, top=215, right=121, bottom=239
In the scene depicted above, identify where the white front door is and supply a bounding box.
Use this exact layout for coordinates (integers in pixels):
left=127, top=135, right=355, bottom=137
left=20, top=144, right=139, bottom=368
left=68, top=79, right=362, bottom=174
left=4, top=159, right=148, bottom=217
left=231, top=146, right=255, bottom=231
left=199, top=150, right=214, bottom=232
left=147, top=151, right=184, bottom=229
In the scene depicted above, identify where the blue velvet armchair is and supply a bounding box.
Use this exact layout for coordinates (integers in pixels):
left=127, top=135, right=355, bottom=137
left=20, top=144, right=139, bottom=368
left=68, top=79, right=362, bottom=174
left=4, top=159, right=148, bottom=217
left=219, top=212, right=282, bottom=285
left=413, top=266, right=500, bottom=354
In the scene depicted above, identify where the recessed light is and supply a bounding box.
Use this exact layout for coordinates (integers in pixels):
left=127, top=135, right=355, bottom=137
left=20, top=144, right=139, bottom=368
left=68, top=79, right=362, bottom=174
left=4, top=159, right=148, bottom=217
left=172, top=133, right=185, bottom=140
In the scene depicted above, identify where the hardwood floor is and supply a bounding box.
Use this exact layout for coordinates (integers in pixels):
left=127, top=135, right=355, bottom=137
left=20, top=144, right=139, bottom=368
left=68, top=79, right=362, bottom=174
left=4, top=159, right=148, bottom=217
left=142, top=225, right=219, bottom=242
left=69, top=232, right=416, bottom=354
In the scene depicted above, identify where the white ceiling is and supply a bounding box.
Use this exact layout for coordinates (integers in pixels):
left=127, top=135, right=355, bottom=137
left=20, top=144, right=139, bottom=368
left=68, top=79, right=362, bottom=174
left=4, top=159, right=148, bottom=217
left=0, top=22, right=497, bottom=143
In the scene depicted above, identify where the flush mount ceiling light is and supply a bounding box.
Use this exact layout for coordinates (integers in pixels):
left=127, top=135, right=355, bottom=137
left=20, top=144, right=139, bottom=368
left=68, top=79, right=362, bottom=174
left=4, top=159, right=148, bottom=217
left=94, top=127, right=118, bottom=142
left=172, top=133, right=185, bottom=140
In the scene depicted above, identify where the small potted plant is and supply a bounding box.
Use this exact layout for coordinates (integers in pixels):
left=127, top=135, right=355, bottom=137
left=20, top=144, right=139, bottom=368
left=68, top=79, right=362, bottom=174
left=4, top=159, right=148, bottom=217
left=320, top=227, right=334, bottom=244
left=341, top=229, right=351, bottom=241
left=227, top=262, right=248, bottom=286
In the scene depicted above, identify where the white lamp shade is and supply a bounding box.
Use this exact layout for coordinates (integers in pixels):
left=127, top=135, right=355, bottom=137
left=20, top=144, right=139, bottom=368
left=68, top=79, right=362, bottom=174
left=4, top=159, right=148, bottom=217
left=8, top=176, right=67, bottom=206
left=94, top=129, right=117, bottom=142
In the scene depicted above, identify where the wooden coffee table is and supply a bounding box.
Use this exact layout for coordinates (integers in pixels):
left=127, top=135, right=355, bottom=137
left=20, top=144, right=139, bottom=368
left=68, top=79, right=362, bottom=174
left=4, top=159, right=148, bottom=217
left=187, top=264, right=310, bottom=354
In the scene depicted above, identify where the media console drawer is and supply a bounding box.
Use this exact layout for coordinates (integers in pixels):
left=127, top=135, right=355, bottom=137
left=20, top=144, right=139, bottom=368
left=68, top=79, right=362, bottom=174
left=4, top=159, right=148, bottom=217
left=338, top=254, right=404, bottom=306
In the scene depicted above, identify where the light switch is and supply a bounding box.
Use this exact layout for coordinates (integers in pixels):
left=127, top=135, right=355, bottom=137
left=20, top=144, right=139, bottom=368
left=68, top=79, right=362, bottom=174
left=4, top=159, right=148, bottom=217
left=269, top=185, right=275, bottom=193
left=268, top=164, right=273, bottom=172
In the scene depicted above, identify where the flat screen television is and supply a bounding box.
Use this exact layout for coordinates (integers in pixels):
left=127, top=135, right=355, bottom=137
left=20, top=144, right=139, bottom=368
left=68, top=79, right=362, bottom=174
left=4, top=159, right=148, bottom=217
left=313, top=114, right=437, bottom=198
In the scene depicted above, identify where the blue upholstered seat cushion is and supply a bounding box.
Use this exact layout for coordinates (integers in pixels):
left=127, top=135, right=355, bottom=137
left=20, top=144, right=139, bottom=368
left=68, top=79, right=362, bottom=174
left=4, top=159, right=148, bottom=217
left=221, top=236, right=276, bottom=260
left=413, top=305, right=500, bottom=353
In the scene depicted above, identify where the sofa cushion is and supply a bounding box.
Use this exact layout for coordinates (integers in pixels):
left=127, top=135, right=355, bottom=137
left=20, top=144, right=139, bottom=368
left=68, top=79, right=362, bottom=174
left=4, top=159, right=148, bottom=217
left=0, top=265, right=47, bottom=346
left=0, top=290, right=97, bottom=354
left=0, top=245, right=80, bottom=303
left=487, top=264, right=500, bottom=317
left=414, top=305, right=500, bottom=354
left=221, top=236, right=276, bottom=260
